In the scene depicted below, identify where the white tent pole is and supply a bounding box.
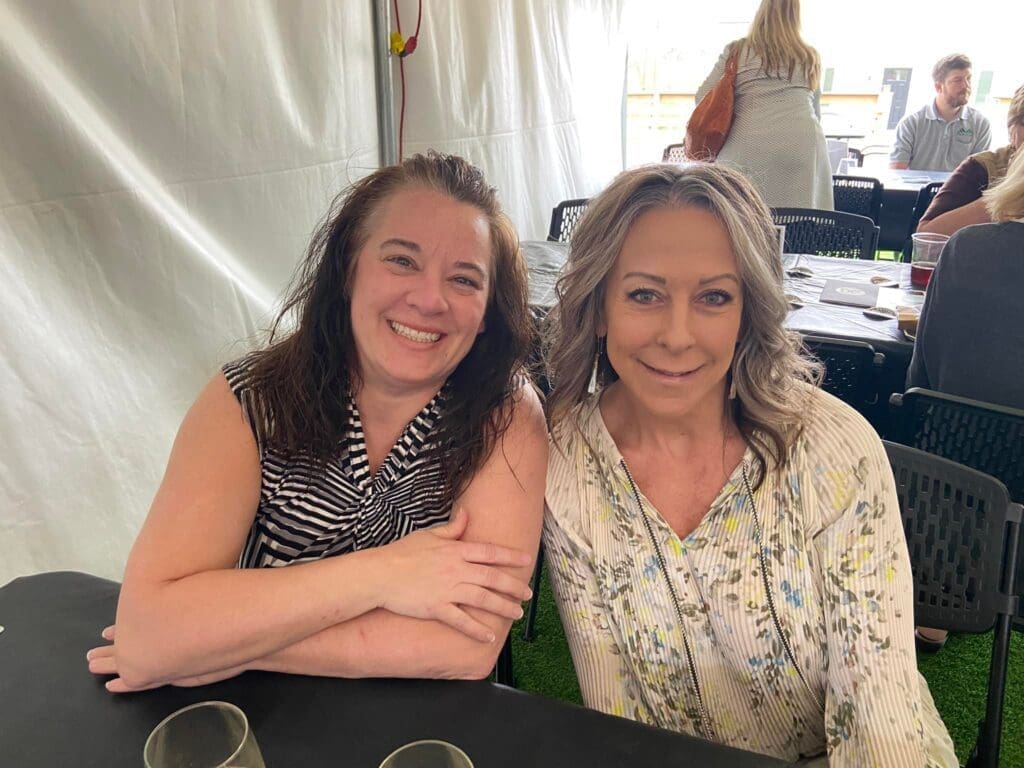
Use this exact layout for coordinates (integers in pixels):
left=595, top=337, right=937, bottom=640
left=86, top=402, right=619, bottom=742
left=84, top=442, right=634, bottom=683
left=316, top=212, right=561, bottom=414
left=371, top=0, right=398, bottom=166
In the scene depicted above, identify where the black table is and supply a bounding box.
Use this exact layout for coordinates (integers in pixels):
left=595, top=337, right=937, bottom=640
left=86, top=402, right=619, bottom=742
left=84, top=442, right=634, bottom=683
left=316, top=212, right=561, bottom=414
left=0, top=572, right=787, bottom=767
left=845, top=169, right=950, bottom=252
left=782, top=254, right=918, bottom=430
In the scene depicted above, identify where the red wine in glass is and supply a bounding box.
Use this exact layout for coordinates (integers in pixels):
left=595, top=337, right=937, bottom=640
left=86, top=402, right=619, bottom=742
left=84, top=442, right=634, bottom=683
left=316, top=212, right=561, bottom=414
left=911, top=260, right=935, bottom=288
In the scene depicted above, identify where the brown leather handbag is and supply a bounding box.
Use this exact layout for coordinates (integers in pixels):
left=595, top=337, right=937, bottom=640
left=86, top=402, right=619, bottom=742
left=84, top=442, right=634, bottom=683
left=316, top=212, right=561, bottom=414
left=684, top=47, right=740, bottom=161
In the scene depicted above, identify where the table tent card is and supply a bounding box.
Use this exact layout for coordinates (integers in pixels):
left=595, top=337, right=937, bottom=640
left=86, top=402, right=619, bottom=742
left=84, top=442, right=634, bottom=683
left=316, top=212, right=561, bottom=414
left=818, top=279, right=879, bottom=308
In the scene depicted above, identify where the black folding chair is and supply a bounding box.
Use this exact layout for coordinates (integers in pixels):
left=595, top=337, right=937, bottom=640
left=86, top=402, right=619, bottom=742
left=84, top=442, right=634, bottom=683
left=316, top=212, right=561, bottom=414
left=771, top=207, right=879, bottom=260
left=889, top=388, right=1024, bottom=632
left=883, top=441, right=1021, bottom=768
left=662, top=143, right=686, bottom=163
left=801, top=335, right=885, bottom=423
left=900, top=181, right=944, bottom=261
left=832, top=175, right=883, bottom=224
left=547, top=198, right=590, bottom=243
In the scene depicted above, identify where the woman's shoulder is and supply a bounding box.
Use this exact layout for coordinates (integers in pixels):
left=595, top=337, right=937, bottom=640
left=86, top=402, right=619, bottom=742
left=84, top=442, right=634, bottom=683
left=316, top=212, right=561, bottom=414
left=971, top=144, right=1014, bottom=181
left=499, top=378, right=548, bottom=448
left=549, top=394, right=604, bottom=457
left=792, top=385, right=883, bottom=463
left=221, top=349, right=264, bottom=398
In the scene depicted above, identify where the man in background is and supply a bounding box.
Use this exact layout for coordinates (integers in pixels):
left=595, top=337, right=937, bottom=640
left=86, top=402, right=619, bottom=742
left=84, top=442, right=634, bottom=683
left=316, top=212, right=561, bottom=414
left=890, top=54, right=991, bottom=171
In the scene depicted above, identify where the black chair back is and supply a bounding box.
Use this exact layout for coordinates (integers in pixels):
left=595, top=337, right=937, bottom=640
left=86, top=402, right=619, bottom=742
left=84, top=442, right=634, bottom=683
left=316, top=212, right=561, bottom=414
left=547, top=198, right=590, bottom=243
left=662, top=143, right=686, bottom=163
left=883, top=441, right=1021, bottom=768
left=832, top=175, right=883, bottom=223
left=771, top=207, right=879, bottom=260
left=900, top=181, right=945, bottom=261
left=890, top=388, right=1024, bottom=504
left=889, top=388, right=1024, bottom=634
left=801, top=335, right=884, bottom=418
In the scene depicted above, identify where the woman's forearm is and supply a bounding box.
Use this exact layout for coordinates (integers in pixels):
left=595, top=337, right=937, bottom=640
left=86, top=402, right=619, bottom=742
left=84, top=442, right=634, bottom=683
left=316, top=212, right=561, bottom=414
left=113, top=548, right=386, bottom=688
left=917, top=197, right=989, bottom=236
left=253, top=607, right=511, bottom=681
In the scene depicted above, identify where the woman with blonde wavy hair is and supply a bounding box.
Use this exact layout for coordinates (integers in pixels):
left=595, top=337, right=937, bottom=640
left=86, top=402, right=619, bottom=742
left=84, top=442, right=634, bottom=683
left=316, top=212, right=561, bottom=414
left=907, top=146, right=1024, bottom=410
left=694, top=0, right=833, bottom=209
left=543, top=163, right=955, bottom=765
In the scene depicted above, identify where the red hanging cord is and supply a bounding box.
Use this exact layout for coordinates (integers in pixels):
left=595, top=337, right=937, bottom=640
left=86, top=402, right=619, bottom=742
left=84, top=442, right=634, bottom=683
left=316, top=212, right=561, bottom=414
left=392, top=0, right=423, bottom=161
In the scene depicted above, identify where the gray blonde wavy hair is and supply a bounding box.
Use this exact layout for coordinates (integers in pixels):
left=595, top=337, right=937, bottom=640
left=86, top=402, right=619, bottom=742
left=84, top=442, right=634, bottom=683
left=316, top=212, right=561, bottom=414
left=544, top=163, right=821, bottom=474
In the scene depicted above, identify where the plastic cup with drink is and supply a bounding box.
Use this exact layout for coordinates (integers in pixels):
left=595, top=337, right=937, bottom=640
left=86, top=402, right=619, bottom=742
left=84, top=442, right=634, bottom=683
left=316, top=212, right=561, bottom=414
left=910, top=233, right=949, bottom=289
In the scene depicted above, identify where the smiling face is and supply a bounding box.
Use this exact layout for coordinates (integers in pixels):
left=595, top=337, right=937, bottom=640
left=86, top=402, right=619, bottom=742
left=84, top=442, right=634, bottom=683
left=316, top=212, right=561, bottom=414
left=349, top=185, right=492, bottom=398
left=936, top=68, right=972, bottom=111
left=600, top=205, right=743, bottom=422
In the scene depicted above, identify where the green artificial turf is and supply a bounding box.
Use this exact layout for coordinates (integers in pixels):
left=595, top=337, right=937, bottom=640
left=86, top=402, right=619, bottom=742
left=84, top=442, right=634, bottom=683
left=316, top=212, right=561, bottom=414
left=507, top=564, right=1024, bottom=767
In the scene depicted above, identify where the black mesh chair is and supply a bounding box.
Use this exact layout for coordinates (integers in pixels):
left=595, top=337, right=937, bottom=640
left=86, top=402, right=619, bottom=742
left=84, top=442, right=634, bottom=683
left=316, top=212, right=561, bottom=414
left=900, top=181, right=944, bottom=261
left=771, top=207, right=879, bottom=260
left=547, top=198, right=590, bottom=243
left=889, top=388, right=1024, bottom=632
left=801, top=335, right=885, bottom=420
left=889, top=388, right=1024, bottom=510
left=662, top=143, right=686, bottom=162
left=883, top=441, right=1021, bottom=768
left=832, top=175, right=883, bottom=223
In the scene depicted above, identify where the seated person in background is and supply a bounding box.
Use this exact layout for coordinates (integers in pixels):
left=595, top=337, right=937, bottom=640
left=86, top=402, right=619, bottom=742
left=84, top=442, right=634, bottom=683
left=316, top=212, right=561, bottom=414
left=85, top=152, right=547, bottom=691
left=543, top=163, right=956, bottom=766
left=917, top=83, right=1024, bottom=236
left=908, top=147, right=1024, bottom=409
left=890, top=54, right=991, bottom=171
left=906, top=147, right=1024, bottom=653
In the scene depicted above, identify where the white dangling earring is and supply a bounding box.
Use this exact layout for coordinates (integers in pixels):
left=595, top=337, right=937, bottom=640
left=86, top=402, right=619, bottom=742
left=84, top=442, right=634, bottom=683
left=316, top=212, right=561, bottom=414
left=728, top=368, right=738, bottom=400
left=588, top=336, right=605, bottom=394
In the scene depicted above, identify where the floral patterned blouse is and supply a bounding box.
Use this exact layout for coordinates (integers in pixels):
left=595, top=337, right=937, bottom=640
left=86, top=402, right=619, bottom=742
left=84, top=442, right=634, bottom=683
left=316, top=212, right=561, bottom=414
left=544, top=387, right=956, bottom=766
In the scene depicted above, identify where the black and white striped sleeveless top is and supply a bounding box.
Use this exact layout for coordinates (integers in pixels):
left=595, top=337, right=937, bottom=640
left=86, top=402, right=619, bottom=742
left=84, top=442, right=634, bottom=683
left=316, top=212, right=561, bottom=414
left=223, top=355, right=452, bottom=568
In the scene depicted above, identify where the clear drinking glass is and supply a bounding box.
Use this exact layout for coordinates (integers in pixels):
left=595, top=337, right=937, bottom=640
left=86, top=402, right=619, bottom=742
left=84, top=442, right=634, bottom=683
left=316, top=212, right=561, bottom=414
left=378, top=739, right=474, bottom=768
left=144, top=701, right=264, bottom=768
left=910, top=232, right=949, bottom=288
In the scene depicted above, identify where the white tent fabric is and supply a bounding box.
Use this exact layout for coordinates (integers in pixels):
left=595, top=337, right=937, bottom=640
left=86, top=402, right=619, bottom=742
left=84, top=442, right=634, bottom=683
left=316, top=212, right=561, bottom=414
left=0, top=0, right=626, bottom=585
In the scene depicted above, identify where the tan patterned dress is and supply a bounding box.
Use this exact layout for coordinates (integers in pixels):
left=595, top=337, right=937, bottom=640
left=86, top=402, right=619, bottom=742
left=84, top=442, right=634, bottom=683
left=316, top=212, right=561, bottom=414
left=544, top=388, right=956, bottom=766
left=695, top=41, right=834, bottom=210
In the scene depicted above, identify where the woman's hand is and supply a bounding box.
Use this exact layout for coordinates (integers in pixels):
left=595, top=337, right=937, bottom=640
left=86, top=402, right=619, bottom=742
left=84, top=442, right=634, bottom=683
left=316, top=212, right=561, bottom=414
left=87, top=626, right=248, bottom=693
left=374, top=508, right=534, bottom=642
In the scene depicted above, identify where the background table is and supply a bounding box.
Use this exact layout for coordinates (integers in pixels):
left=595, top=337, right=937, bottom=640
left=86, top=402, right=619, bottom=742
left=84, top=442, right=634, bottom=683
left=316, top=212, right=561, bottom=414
left=782, top=254, right=917, bottom=430
left=0, top=572, right=787, bottom=767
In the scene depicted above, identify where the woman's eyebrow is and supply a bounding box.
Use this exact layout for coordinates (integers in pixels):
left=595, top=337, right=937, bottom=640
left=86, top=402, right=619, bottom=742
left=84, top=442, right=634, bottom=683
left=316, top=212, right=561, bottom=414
left=455, top=261, right=488, bottom=279
left=622, top=271, right=666, bottom=285
left=698, top=272, right=740, bottom=286
left=379, top=237, right=420, bottom=251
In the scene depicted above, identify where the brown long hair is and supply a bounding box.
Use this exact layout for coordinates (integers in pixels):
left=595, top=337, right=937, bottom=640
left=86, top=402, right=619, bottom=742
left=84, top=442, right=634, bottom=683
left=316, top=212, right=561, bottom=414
left=741, top=0, right=820, bottom=87
left=244, top=151, right=533, bottom=503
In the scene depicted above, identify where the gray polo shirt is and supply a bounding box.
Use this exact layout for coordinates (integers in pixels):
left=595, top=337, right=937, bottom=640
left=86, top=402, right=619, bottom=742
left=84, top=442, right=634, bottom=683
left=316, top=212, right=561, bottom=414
left=890, top=102, right=991, bottom=171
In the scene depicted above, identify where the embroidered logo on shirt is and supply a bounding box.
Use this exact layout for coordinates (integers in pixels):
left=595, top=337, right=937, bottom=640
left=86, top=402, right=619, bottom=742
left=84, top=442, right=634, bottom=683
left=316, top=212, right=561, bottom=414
left=955, top=126, right=975, bottom=143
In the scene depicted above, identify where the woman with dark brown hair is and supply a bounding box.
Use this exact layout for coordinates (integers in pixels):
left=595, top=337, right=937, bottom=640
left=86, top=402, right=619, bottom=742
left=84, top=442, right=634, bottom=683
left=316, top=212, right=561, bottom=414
left=86, top=151, right=547, bottom=690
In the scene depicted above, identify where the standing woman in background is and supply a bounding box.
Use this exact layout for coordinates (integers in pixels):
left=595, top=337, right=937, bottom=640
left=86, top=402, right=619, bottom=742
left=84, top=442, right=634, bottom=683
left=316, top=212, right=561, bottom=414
left=695, top=0, right=833, bottom=210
